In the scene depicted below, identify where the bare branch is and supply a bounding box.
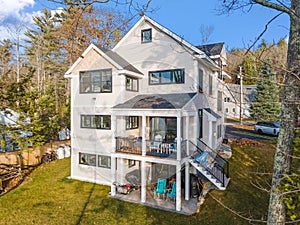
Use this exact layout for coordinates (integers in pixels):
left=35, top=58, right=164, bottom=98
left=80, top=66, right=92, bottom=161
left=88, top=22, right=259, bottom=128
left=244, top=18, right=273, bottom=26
left=253, top=0, right=291, bottom=14
left=209, top=192, right=267, bottom=223
left=245, top=12, right=283, bottom=54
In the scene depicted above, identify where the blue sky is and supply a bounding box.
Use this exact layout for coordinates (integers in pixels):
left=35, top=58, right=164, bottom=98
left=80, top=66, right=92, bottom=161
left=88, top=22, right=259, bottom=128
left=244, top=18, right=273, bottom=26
left=0, top=0, right=290, bottom=50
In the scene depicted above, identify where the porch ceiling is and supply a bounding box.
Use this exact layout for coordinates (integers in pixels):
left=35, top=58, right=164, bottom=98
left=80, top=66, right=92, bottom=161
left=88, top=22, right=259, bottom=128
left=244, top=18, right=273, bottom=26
left=113, top=93, right=197, bottom=110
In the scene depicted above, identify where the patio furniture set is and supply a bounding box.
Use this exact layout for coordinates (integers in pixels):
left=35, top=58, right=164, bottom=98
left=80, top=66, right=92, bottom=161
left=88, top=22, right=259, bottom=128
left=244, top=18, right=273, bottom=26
left=153, top=178, right=176, bottom=201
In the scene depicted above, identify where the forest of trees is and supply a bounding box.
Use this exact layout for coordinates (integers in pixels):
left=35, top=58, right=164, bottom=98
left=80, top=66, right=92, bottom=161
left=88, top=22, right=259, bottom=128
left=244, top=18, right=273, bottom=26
left=1, top=0, right=299, bottom=224
left=0, top=5, right=129, bottom=149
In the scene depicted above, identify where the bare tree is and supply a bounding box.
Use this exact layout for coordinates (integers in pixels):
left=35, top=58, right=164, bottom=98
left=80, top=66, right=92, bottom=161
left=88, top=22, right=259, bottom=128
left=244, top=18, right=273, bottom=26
left=221, top=0, right=299, bottom=224
left=199, top=24, right=214, bottom=44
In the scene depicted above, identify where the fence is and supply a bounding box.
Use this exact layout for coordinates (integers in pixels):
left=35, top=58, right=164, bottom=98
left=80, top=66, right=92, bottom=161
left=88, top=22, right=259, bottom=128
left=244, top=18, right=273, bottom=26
left=0, top=140, right=71, bottom=166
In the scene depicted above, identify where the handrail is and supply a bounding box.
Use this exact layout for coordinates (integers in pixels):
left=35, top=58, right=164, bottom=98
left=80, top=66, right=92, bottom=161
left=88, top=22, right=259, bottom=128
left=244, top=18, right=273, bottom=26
left=189, top=140, right=229, bottom=187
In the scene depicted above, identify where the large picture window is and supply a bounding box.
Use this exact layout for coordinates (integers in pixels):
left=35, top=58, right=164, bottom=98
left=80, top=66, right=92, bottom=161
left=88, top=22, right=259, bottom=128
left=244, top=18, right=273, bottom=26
left=126, top=76, right=138, bottom=92
left=150, top=117, right=177, bottom=142
left=98, top=155, right=111, bottom=168
left=149, top=69, right=184, bottom=85
left=80, top=69, right=112, bottom=93
left=81, top=115, right=111, bottom=129
left=79, top=153, right=96, bottom=166
left=126, top=116, right=139, bottom=129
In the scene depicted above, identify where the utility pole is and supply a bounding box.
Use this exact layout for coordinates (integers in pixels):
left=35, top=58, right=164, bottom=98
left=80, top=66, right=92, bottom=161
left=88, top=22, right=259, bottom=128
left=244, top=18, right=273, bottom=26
left=238, top=66, right=243, bottom=124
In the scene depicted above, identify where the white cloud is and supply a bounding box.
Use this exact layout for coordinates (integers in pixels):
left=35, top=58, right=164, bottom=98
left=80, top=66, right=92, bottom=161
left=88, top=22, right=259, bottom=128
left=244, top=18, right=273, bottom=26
left=0, top=0, right=37, bottom=41
left=0, top=0, right=35, bottom=19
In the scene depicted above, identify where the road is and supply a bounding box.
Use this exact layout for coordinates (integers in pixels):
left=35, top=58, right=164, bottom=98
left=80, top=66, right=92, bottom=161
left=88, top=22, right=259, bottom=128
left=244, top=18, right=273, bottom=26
left=225, top=123, right=273, bottom=141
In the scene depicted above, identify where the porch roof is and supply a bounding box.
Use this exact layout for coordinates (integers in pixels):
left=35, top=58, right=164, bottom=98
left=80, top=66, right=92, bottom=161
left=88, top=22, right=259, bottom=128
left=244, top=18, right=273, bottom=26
left=113, top=93, right=197, bottom=109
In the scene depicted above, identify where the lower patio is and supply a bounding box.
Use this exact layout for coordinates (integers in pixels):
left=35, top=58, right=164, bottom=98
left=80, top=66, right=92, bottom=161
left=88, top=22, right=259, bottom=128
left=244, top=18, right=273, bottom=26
left=110, top=185, right=200, bottom=215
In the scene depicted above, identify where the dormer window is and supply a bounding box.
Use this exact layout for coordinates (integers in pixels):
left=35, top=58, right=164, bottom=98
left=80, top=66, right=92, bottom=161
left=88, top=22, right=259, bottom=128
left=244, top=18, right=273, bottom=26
left=141, top=29, right=152, bottom=43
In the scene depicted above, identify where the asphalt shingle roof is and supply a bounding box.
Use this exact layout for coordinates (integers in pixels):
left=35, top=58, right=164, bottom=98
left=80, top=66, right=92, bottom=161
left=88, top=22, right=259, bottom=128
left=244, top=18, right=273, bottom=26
left=95, top=44, right=143, bottom=75
left=113, top=93, right=197, bottom=109
left=196, top=43, right=224, bottom=57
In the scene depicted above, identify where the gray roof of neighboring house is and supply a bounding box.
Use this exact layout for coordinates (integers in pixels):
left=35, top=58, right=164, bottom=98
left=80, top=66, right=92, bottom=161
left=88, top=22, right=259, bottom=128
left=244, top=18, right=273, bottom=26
left=96, top=44, right=143, bottom=75
left=113, top=93, right=197, bottom=109
left=196, top=42, right=224, bottom=57
left=226, top=84, right=257, bottom=103
left=204, top=108, right=221, bottom=119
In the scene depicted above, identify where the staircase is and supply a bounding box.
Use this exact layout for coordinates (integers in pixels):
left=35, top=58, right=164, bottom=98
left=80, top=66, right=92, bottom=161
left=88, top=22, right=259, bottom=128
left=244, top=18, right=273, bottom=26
left=187, top=140, right=230, bottom=190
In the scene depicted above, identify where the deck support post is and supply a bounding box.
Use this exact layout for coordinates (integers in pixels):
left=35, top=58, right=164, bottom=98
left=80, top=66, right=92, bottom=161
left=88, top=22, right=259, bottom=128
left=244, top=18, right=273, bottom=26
left=142, top=115, right=146, bottom=156
left=141, top=160, right=146, bottom=203
left=110, top=156, right=116, bottom=196
left=176, top=162, right=182, bottom=211
left=176, top=115, right=181, bottom=161
left=186, top=116, right=190, bottom=156
left=185, top=161, right=190, bottom=200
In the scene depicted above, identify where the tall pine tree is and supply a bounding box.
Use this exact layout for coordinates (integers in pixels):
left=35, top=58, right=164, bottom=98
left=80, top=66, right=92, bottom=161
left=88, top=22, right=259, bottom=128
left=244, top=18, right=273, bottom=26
left=251, top=58, right=281, bottom=121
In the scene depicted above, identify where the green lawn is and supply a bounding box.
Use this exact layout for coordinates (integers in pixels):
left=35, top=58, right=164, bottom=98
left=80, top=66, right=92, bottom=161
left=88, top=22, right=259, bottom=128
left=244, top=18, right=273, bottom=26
left=0, top=142, right=275, bottom=225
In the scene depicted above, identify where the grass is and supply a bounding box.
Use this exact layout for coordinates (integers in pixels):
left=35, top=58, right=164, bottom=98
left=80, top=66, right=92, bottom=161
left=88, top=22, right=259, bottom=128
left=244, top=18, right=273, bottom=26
left=0, top=141, right=276, bottom=225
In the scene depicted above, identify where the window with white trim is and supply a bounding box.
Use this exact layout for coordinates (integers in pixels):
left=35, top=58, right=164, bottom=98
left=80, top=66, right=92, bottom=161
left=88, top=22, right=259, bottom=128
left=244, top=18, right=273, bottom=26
left=198, top=69, right=203, bottom=91
left=81, top=115, right=111, bottom=129
left=79, top=153, right=96, bottom=166
left=98, top=155, right=111, bottom=168
left=149, top=69, right=184, bottom=85
left=217, top=124, right=222, bottom=139
left=80, top=69, right=112, bottom=93
left=209, top=75, right=213, bottom=95
left=217, top=91, right=222, bottom=111
left=126, top=76, right=138, bottom=92
left=141, top=29, right=152, bottom=43
left=126, top=116, right=139, bottom=129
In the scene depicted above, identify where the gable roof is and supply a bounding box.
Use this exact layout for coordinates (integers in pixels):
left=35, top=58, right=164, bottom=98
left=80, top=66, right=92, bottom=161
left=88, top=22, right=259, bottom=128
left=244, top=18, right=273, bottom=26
left=196, top=43, right=224, bottom=57
left=65, top=43, right=142, bottom=77
left=113, top=93, right=197, bottom=109
left=113, top=15, right=219, bottom=69
left=226, top=84, right=257, bottom=103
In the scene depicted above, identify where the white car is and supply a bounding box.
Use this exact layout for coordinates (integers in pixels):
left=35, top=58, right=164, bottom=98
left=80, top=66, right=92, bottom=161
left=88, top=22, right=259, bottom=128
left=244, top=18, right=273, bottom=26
left=254, top=122, right=280, bottom=136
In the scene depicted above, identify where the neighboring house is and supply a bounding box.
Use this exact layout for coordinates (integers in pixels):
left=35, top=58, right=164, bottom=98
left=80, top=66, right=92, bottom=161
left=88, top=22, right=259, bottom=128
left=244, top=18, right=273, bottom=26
left=196, top=42, right=231, bottom=81
left=65, top=15, right=230, bottom=214
left=224, top=84, right=257, bottom=119
left=0, top=109, right=19, bottom=127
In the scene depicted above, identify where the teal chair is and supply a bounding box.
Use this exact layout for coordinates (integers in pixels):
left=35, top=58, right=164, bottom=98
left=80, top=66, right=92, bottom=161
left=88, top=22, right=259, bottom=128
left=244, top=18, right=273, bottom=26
left=153, top=178, right=167, bottom=199
left=167, top=182, right=176, bottom=201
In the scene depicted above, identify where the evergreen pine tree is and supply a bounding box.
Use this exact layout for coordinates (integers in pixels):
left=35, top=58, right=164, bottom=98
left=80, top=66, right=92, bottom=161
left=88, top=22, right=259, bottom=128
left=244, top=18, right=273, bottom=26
left=250, top=58, right=281, bottom=121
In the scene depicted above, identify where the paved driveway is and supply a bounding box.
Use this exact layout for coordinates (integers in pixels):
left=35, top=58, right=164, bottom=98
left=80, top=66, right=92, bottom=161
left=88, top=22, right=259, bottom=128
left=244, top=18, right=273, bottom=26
left=225, top=123, right=274, bottom=141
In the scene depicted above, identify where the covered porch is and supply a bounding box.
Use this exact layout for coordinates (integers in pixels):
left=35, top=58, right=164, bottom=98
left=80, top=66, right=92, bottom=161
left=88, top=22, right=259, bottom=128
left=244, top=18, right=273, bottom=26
left=110, top=156, right=202, bottom=213
left=111, top=93, right=200, bottom=161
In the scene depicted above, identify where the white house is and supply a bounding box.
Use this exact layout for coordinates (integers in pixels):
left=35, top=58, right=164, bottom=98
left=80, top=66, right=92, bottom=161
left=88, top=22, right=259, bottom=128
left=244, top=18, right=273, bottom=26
left=224, top=84, right=257, bottom=120
left=65, top=15, right=230, bottom=214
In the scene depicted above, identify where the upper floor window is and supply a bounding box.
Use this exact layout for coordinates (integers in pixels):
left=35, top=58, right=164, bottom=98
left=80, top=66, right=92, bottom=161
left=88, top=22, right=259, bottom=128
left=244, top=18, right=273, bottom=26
left=80, top=69, right=112, bottom=93
left=209, top=75, right=213, bottom=95
left=126, top=116, right=139, bottom=129
left=149, top=69, right=184, bottom=85
left=198, top=69, right=203, bottom=91
left=81, top=115, right=111, bottom=129
left=217, top=91, right=222, bottom=111
left=141, top=29, right=152, bottom=43
left=126, top=76, right=138, bottom=92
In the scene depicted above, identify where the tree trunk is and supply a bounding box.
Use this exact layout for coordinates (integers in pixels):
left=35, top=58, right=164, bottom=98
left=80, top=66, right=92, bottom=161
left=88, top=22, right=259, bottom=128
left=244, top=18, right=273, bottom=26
left=267, top=1, right=300, bottom=224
